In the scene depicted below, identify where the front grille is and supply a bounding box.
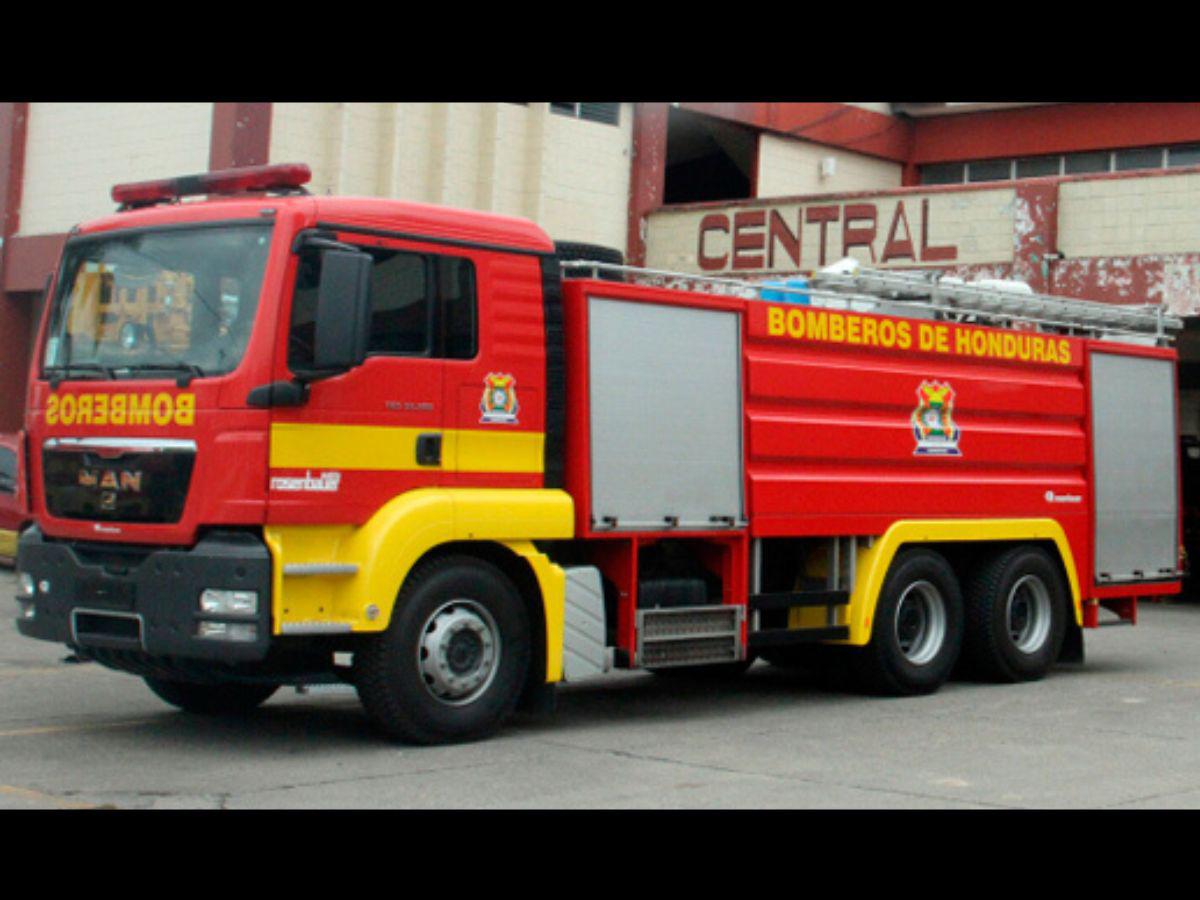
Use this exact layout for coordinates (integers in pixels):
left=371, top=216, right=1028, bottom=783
left=43, top=442, right=195, bottom=524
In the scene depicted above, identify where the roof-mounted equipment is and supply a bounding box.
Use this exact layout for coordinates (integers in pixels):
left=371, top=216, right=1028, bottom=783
left=111, top=162, right=312, bottom=210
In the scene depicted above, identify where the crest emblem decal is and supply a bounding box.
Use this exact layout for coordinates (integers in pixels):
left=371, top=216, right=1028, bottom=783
left=480, top=373, right=520, bottom=424
left=912, top=380, right=961, bottom=456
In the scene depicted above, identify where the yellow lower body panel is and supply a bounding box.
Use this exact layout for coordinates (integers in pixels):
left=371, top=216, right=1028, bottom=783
left=0, top=527, right=16, bottom=562
left=264, top=487, right=575, bottom=680
left=839, top=518, right=1083, bottom=646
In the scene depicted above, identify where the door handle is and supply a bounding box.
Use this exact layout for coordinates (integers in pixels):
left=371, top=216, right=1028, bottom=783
left=416, top=433, right=442, bottom=467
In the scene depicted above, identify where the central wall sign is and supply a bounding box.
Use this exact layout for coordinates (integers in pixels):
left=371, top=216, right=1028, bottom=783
left=645, top=188, right=1017, bottom=275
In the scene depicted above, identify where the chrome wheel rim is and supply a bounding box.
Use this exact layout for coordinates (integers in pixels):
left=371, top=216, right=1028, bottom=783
left=894, top=580, right=947, bottom=666
left=1007, top=574, right=1052, bottom=654
left=417, top=599, right=500, bottom=706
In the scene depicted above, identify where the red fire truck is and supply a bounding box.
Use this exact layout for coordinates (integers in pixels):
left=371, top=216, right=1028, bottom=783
left=14, top=163, right=1183, bottom=744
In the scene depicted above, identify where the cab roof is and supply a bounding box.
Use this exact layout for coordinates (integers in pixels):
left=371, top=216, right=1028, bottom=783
left=75, top=193, right=556, bottom=257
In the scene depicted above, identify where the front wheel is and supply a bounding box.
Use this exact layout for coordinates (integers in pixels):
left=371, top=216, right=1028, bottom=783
left=144, top=678, right=278, bottom=715
left=354, top=556, right=531, bottom=745
left=851, top=549, right=964, bottom=696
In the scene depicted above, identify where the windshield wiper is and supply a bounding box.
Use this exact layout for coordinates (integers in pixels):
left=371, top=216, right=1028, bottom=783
left=45, top=363, right=116, bottom=387
left=112, top=362, right=206, bottom=387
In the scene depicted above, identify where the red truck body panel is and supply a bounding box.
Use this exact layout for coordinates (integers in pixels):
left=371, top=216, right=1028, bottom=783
left=561, top=276, right=1180, bottom=618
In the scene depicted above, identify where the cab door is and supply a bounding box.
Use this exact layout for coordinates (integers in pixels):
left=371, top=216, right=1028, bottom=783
left=268, top=229, right=447, bottom=525
left=440, top=249, right=547, bottom=492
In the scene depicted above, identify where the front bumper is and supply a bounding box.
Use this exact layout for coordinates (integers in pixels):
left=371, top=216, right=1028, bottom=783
left=15, top=525, right=273, bottom=663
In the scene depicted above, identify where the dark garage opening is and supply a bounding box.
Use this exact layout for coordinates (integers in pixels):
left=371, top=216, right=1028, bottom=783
left=663, top=108, right=757, bottom=205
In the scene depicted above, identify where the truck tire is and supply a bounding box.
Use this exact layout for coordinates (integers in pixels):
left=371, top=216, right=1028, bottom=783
left=961, top=546, right=1067, bottom=682
left=554, top=241, right=624, bottom=280
left=144, top=678, right=278, bottom=715
left=850, top=548, right=964, bottom=696
left=354, top=555, right=531, bottom=745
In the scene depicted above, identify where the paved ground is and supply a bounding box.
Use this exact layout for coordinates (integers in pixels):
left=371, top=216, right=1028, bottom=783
left=3, top=565, right=1200, bottom=810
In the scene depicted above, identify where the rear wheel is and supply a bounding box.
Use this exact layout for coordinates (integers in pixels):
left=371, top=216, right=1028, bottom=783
left=355, top=556, right=531, bottom=745
left=851, top=549, right=963, bottom=695
left=961, top=546, right=1067, bottom=682
left=144, top=678, right=277, bottom=715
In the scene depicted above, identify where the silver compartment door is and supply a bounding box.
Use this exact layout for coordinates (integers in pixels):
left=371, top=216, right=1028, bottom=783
left=1090, top=351, right=1179, bottom=583
left=588, top=296, right=744, bottom=530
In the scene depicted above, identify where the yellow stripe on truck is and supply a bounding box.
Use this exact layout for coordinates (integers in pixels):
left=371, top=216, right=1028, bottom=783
left=269, top=423, right=544, bottom=473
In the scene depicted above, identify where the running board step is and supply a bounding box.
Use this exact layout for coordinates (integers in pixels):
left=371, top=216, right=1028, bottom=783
left=636, top=605, right=745, bottom=668
left=749, top=590, right=850, bottom=611
left=748, top=626, right=850, bottom=651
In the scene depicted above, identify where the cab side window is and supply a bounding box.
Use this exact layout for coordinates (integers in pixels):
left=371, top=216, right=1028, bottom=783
left=288, top=243, right=477, bottom=370
left=367, top=251, right=430, bottom=355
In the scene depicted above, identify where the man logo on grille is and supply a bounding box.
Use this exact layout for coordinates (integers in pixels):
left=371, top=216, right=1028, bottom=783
left=78, top=468, right=144, bottom=492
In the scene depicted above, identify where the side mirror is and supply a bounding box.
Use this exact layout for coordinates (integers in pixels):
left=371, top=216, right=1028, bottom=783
left=312, top=249, right=372, bottom=373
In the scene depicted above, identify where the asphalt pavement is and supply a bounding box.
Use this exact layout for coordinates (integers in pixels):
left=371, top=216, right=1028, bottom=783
left=3, top=565, right=1200, bottom=810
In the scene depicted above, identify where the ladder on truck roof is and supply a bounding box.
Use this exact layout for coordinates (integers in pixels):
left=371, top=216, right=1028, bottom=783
left=559, top=260, right=1183, bottom=347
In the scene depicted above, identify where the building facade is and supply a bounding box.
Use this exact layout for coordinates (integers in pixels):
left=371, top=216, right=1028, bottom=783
left=4, top=101, right=1200, bottom=433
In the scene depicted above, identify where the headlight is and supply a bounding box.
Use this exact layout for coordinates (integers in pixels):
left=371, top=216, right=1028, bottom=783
left=199, top=589, right=258, bottom=616
left=17, top=572, right=35, bottom=599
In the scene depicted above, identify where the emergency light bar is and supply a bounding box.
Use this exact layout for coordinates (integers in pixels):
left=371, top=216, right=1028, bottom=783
left=111, top=162, right=312, bottom=209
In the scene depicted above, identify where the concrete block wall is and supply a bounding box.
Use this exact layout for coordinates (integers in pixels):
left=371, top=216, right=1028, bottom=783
left=269, top=102, right=634, bottom=251
left=19, top=103, right=213, bottom=235
left=1060, top=171, right=1200, bottom=258
left=644, top=186, right=1017, bottom=274
left=756, top=133, right=902, bottom=198
left=1052, top=170, right=1200, bottom=314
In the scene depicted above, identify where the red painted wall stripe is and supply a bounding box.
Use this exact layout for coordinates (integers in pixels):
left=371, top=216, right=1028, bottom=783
left=0, top=102, right=33, bottom=429
left=910, top=102, right=1200, bottom=164
left=627, top=103, right=669, bottom=267
left=209, top=102, right=273, bottom=170
left=0, top=103, right=31, bottom=432
left=0, top=103, right=28, bottom=266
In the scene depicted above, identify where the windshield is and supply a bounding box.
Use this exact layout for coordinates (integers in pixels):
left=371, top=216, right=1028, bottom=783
left=42, top=222, right=273, bottom=380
